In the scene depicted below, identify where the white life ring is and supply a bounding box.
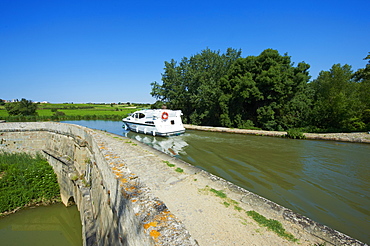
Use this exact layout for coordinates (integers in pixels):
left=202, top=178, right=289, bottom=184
left=162, top=112, right=169, bottom=120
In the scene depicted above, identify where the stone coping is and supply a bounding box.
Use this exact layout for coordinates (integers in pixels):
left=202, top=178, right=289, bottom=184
left=184, top=124, right=370, bottom=143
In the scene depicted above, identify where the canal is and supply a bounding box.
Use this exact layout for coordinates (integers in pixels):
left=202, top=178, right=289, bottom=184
left=64, top=120, right=370, bottom=243
left=0, top=203, right=82, bottom=246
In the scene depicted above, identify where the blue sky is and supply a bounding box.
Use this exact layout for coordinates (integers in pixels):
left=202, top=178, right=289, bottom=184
left=1, top=0, right=369, bottom=103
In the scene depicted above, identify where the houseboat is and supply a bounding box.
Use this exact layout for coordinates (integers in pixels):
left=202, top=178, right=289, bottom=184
left=122, top=109, right=185, bottom=136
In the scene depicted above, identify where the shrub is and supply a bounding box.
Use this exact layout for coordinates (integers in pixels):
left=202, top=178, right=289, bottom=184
left=285, top=128, right=306, bottom=139
left=5, top=98, right=38, bottom=116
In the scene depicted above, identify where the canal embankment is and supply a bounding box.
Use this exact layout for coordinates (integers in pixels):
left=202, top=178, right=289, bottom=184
left=184, top=124, right=370, bottom=143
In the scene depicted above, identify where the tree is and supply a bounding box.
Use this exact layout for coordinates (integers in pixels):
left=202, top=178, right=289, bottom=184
left=219, top=49, right=312, bottom=130
left=353, top=53, right=370, bottom=109
left=151, top=48, right=242, bottom=125
left=151, top=100, right=166, bottom=109
left=353, top=52, right=370, bottom=129
left=310, top=64, right=363, bottom=131
left=5, top=98, right=38, bottom=116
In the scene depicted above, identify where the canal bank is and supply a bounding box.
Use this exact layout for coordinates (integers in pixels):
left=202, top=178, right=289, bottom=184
left=184, top=124, right=370, bottom=143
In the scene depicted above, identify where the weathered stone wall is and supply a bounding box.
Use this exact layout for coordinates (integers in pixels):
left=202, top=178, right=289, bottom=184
left=0, top=122, right=196, bottom=246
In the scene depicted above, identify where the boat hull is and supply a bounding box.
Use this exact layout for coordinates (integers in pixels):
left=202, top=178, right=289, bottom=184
left=122, top=121, right=185, bottom=137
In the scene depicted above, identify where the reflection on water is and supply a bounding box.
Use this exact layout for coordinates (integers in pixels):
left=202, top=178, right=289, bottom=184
left=0, top=203, right=82, bottom=246
left=61, top=121, right=370, bottom=243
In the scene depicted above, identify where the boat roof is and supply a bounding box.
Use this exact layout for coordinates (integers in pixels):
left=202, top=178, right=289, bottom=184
left=132, top=109, right=182, bottom=113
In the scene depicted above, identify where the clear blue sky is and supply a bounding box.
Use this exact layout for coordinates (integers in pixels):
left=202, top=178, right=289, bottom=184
left=1, top=0, right=369, bottom=103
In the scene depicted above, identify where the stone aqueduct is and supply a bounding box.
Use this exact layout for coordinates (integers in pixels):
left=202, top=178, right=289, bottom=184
left=0, top=122, right=366, bottom=246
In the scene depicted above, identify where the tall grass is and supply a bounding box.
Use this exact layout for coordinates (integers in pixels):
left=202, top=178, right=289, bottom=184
left=0, top=152, right=60, bottom=214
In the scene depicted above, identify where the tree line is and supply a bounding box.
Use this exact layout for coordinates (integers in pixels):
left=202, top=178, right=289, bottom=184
left=151, top=48, right=370, bottom=132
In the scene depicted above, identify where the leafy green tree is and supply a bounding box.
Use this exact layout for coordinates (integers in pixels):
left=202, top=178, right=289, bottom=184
left=353, top=52, right=370, bottom=129
left=353, top=53, right=370, bottom=109
left=151, top=48, right=241, bottom=125
left=219, top=49, right=312, bottom=130
left=5, top=98, right=38, bottom=116
left=0, top=99, right=5, bottom=106
left=310, top=64, right=363, bottom=131
left=151, top=100, right=166, bottom=109
left=353, top=52, right=370, bottom=83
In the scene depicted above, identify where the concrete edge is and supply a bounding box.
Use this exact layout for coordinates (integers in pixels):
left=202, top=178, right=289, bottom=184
left=184, top=124, right=370, bottom=143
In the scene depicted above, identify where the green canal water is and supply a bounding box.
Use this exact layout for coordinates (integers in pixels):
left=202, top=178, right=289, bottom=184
left=0, top=203, right=82, bottom=246
left=62, top=121, right=370, bottom=243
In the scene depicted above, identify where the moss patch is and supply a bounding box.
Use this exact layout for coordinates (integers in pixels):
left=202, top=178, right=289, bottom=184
left=246, top=210, right=298, bottom=242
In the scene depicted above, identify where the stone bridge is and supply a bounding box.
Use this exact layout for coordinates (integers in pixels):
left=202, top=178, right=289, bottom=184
left=0, top=122, right=366, bottom=246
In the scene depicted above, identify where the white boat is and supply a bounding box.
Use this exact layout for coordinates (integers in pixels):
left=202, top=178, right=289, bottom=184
left=122, top=109, right=185, bottom=136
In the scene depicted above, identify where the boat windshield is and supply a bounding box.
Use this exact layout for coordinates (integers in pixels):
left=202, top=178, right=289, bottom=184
left=134, top=113, right=145, bottom=119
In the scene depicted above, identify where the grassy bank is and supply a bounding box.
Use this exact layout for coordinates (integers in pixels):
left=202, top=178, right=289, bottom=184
left=0, top=103, right=144, bottom=122
left=0, top=152, right=60, bottom=215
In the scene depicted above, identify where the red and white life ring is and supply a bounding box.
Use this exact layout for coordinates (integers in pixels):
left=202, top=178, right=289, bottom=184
left=161, top=112, right=169, bottom=120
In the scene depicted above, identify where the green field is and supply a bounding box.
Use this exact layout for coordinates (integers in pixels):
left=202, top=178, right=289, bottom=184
left=0, top=103, right=147, bottom=121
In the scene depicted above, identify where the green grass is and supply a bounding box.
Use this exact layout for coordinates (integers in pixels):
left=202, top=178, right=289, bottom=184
left=210, top=188, right=227, bottom=198
left=246, top=210, right=298, bottom=242
left=163, top=160, right=176, bottom=167
left=175, top=167, right=184, bottom=173
left=0, top=152, right=60, bottom=214
left=162, top=161, right=184, bottom=173
left=0, top=103, right=144, bottom=121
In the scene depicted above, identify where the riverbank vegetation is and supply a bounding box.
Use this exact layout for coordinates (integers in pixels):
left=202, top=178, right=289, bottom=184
left=151, top=48, right=370, bottom=133
left=0, top=152, right=60, bottom=215
left=0, top=102, right=145, bottom=122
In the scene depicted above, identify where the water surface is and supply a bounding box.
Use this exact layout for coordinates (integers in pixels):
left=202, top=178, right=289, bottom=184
left=0, top=203, right=82, bottom=246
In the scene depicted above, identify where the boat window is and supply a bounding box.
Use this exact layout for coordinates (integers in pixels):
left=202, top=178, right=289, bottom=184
left=138, top=113, right=145, bottom=119
left=171, top=120, right=175, bottom=125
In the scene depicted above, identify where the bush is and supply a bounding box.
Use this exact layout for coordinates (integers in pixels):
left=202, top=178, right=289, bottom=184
left=5, top=98, right=38, bottom=116
left=285, top=128, right=306, bottom=139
